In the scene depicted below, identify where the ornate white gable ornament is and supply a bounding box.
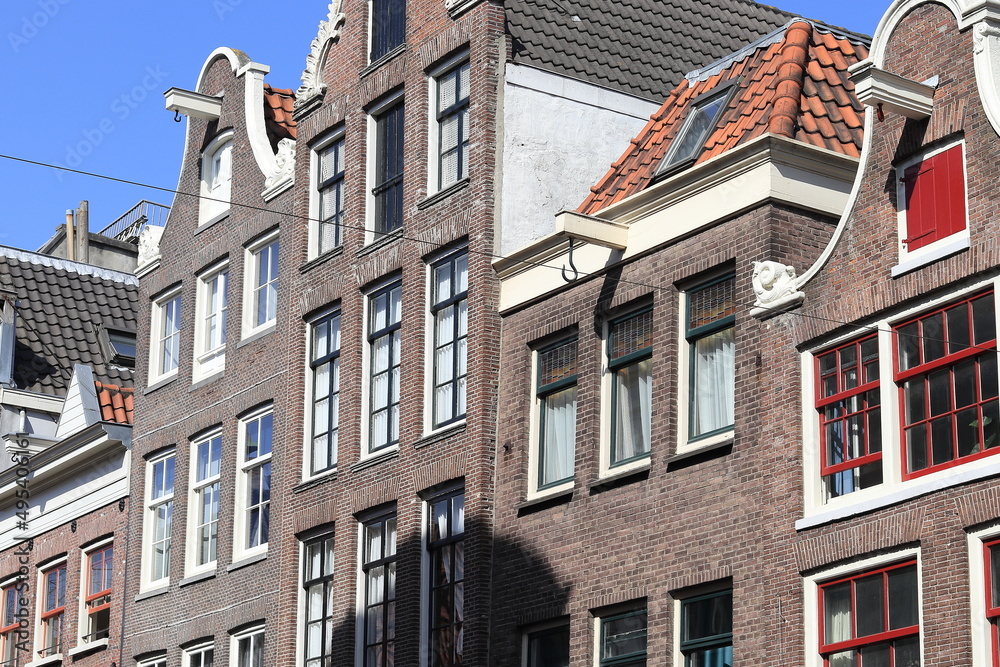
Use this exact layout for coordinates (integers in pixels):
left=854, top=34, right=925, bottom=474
left=296, top=1, right=346, bottom=110
left=136, top=225, right=165, bottom=276
left=262, top=138, right=296, bottom=200
left=750, top=260, right=805, bottom=319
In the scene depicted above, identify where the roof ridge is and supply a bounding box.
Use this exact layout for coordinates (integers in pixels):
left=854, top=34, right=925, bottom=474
left=768, top=21, right=811, bottom=138
left=0, top=246, right=138, bottom=285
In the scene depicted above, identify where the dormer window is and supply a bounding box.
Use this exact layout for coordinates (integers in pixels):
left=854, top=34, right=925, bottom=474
left=200, top=131, right=233, bottom=226
left=657, top=86, right=734, bottom=174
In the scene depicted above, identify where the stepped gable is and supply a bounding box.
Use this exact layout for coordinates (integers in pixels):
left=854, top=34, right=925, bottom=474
left=579, top=20, right=869, bottom=215
left=0, top=246, right=138, bottom=396
left=505, top=0, right=798, bottom=101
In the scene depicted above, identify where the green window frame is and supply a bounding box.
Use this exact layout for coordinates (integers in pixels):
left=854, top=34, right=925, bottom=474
left=609, top=309, right=653, bottom=467
left=599, top=609, right=647, bottom=666
left=685, top=275, right=736, bottom=442
left=536, top=339, right=578, bottom=490
left=680, top=589, right=732, bottom=667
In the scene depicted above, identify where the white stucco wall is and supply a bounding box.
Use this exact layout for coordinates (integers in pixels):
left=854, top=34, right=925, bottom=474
left=499, top=64, right=659, bottom=255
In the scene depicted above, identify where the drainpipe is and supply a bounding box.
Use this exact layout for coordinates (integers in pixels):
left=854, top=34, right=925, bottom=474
left=76, top=200, right=90, bottom=264
left=65, top=210, right=74, bottom=261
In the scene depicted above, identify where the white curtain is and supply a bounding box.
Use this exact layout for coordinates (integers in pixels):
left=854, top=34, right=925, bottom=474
left=542, top=387, right=576, bottom=485
left=692, top=329, right=735, bottom=436
left=615, top=359, right=652, bottom=461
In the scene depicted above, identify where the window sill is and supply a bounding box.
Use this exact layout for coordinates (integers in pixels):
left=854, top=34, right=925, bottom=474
left=351, top=447, right=399, bottom=473
left=195, top=211, right=229, bottom=235
left=414, top=422, right=466, bottom=449
left=670, top=432, right=733, bottom=465
left=361, top=44, right=406, bottom=78
left=417, top=178, right=470, bottom=210
left=295, top=468, right=339, bottom=493
left=68, top=639, right=108, bottom=657
left=26, top=654, right=63, bottom=667
left=237, top=322, right=276, bottom=348
left=516, top=488, right=573, bottom=515
left=589, top=463, right=650, bottom=493
left=190, top=369, right=224, bottom=390
left=300, top=245, right=345, bottom=274
left=357, top=227, right=404, bottom=257
left=891, top=235, right=969, bottom=277
left=135, top=586, right=169, bottom=602
left=797, top=456, right=1000, bottom=531
left=179, top=569, right=217, bottom=587
left=145, top=373, right=179, bottom=394
left=226, top=551, right=268, bottom=573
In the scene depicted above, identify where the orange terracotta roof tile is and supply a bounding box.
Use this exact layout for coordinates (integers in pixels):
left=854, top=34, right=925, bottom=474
left=579, top=22, right=869, bottom=216
left=94, top=381, right=134, bottom=425
left=263, top=84, right=297, bottom=151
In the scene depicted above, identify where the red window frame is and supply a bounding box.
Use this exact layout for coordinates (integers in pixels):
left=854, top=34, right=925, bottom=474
left=986, top=538, right=1000, bottom=667
left=899, top=142, right=965, bottom=252
left=1, top=581, right=21, bottom=667
left=894, top=291, right=999, bottom=479
left=816, top=335, right=882, bottom=481
left=39, top=563, right=66, bottom=657
left=818, top=559, right=919, bottom=665
left=85, top=545, right=113, bottom=642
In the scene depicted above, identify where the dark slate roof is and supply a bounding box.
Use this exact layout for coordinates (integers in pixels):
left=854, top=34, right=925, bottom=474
left=505, top=0, right=799, bottom=100
left=0, top=247, right=137, bottom=396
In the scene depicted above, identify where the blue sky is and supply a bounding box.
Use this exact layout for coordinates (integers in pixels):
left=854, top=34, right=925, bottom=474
left=0, top=0, right=886, bottom=254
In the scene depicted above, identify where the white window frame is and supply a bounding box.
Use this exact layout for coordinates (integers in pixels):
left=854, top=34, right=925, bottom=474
left=600, top=306, right=653, bottom=479
left=802, top=548, right=922, bottom=667
left=799, top=276, right=1000, bottom=529
left=362, top=279, right=403, bottom=458
left=365, top=91, right=405, bottom=245
left=200, top=130, right=233, bottom=226
left=183, top=641, right=215, bottom=667
left=309, top=130, right=347, bottom=260
left=676, top=273, right=736, bottom=454
left=231, top=624, right=265, bottom=667
left=355, top=509, right=398, bottom=667
left=304, top=307, right=342, bottom=480
left=137, top=655, right=167, bottom=667
left=149, top=286, right=182, bottom=386
left=35, top=556, right=68, bottom=661
left=527, top=337, right=577, bottom=500
left=298, top=528, right=336, bottom=667
left=141, top=450, right=176, bottom=591
left=242, top=230, right=280, bottom=339
left=186, top=429, right=222, bottom=576
left=426, top=52, right=470, bottom=195
left=194, top=260, right=229, bottom=381
left=233, top=407, right=273, bottom=562
left=419, top=484, right=465, bottom=667
left=77, top=537, right=114, bottom=649
left=968, top=523, right=1000, bottom=667
left=424, top=247, right=468, bottom=434
left=893, top=137, right=969, bottom=277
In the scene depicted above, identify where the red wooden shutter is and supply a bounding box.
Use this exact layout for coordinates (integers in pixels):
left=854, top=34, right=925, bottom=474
left=902, top=145, right=965, bottom=251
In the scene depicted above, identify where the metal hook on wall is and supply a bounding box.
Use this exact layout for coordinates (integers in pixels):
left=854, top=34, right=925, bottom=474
left=561, top=238, right=579, bottom=283
left=174, top=110, right=183, bottom=123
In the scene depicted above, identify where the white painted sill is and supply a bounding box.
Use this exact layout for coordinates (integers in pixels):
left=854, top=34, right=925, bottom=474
left=68, top=638, right=108, bottom=657
left=675, top=430, right=734, bottom=457
left=891, top=234, right=969, bottom=278
left=27, top=653, right=63, bottom=667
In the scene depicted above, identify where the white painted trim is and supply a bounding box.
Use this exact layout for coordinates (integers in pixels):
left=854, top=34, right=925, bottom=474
left=302, top=306, right=342, bottom=481
left=360, top=278, right=403, bottom=459
left=233, top=407, right=273, bottom=563
left=140, top=449, right=176, bottom=592
left=199, top=130, right=234, bottom=227
left=365, top=91, right=405, bottom=245
left=422, top=245, right=469, bottom=435
left=426, top=52, right=470, bottom=196
left=148, top=285, right=183, bottom=387
left=967, top=523, right=1000, bottom=667
left=76, top=537, right=114, bottom=647
left=193, top=260, right=230, bottom=382
left=185, top=429, right=222, bottom=577
left=182, top=641, right=215, bottom=667
left=164, top=87, right=222, bottom=121
left=801, top=547, right=923, bottom=667
left=241, top=230, right=280, bottom=341
left=525, top=341, right=576, bottom=501
left=296, top=1, right=347, bottom=109
left=309, top=129, right=346, bottom=260
left=849, top=61, right=935, bottom=119
left=229, top=623, right=265, bottom=667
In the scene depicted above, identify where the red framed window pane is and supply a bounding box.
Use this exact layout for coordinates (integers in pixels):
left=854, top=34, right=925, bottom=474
left=40, top=564, right=66, bottom=657
left=900, top=143, right=965, bottom=251
left=987, top=539, right=1000, bottom=667
left=819, top=560, right=919, bottom=666
left=1, top=582, right=22, bottom=667
left=816, top=335, right=882, bottom=498
left=895, top=292, right=999, bottom=478
left=85, top=545, right=113, bottom=642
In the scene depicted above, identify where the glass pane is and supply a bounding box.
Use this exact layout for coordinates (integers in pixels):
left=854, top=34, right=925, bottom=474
left=921, top=313, right=945, bottom=363
left=973, top=294, right=996, bottom=345
left=982, top=353, right=999, bottom=400
left=930, top=416, right=954, bottom=465
left=860, top=642, right=890, bottom=667
left=897, top=323, right=920, bottom=371
left=907, top=425, right=928, bottom=472
left=824, top=582, right=852, bottom=644
left=527, top=627, right=569, bottom=667
left=928, top=369, right=951, bottom=416
left=613, top=359, right=652, bottom=463
left=854, top=574, right=885, bottom=637
left=541, top=386, right=576, bottom=486
left=684, top=592, right=732, bottom=642
left=688, top=277, right=735, bottom=331
left=887, top=565, right=918, bottom=630
left=947, top=304, right=971, bottom=354
left=893, top=635, right=920, bottom=667
left=990, top=544, right=1000, bottom=607
left=690, top=327, right=735, bottom=437
left=602, top=611, right=647, bottom=659
left=539, top=341, right=577, bottom=387
left=903, top=381, right=926, bottom=424
left=954, top=358, right=977, bottom=408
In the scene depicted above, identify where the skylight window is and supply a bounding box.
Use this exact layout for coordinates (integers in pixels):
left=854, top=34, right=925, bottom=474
left=657, top=86, right=734, bottom=173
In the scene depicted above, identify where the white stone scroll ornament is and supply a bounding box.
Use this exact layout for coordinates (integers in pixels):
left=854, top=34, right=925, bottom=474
left=137, top=225, right=165, bottom=273
left=750, top=260, right=805, bottom=319
left=295, top=1, right=346, bottom=110
left=973, top=19, right=1000, bottom=138
left=263, top=138, right=296, bottom=199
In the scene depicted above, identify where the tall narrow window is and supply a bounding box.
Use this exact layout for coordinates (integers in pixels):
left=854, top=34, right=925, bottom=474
left=368, top=283, right=402, bottom=453
left=427, top=490, right=464, bottom=667
left=250, top=238, right=279, bottom=330
left=311, top=311, right=341, bottom=476
left=431, top=252, right=468, bottom=428
left=84, top=544, right=113, bottom=643
left=987, top=538, right=1000, bottom=667
left=609, top=309, right=653, bottom=466
left=195, top=263, right=228, bottom=379
left=526, top=625, right=569, bottom=667
left=680, top=590, right=732, bottom=667
left=239, top=411, right=273, bottom=553
left=302, top=532, right=335, bottom=667
left=1, top=580, right=23, bottom=666
left=370, top=0, right=405, bottom=61
left=536, top=340, right=578, bottom=490
left=234, top=626, right=265, bottom=667
left=895, top=291, right=999, bottom=477
left=373, top=102, right=404, bottom=236
left=362, top=513, right=397, bottom=667
left=146, top=452, right=175, bottom=586
left=435, top=62, right=470, bottom=189
left=599, top=609, right=647, bottom=667
left=685, top=275, right=736, bottom=442
left=816, top=335, right=882, bottom=498
left=316, top=137, right=346, bottom=254
left=39, top=563, right=66, bottom=658
left=184, top=642, right=214, bottom=667
left=191, top=434, right=222, bottom=568
left=200, top=133, right=232, bottom=225
left=151, top=290, right=181, bottom=383
left=898, top=141, right=966, bottom=253
left=819, top=560, right=919, bottom=666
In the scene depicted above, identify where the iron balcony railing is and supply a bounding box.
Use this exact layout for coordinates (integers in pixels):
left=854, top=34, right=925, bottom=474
left=98, top=200, right=170, bottom=243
